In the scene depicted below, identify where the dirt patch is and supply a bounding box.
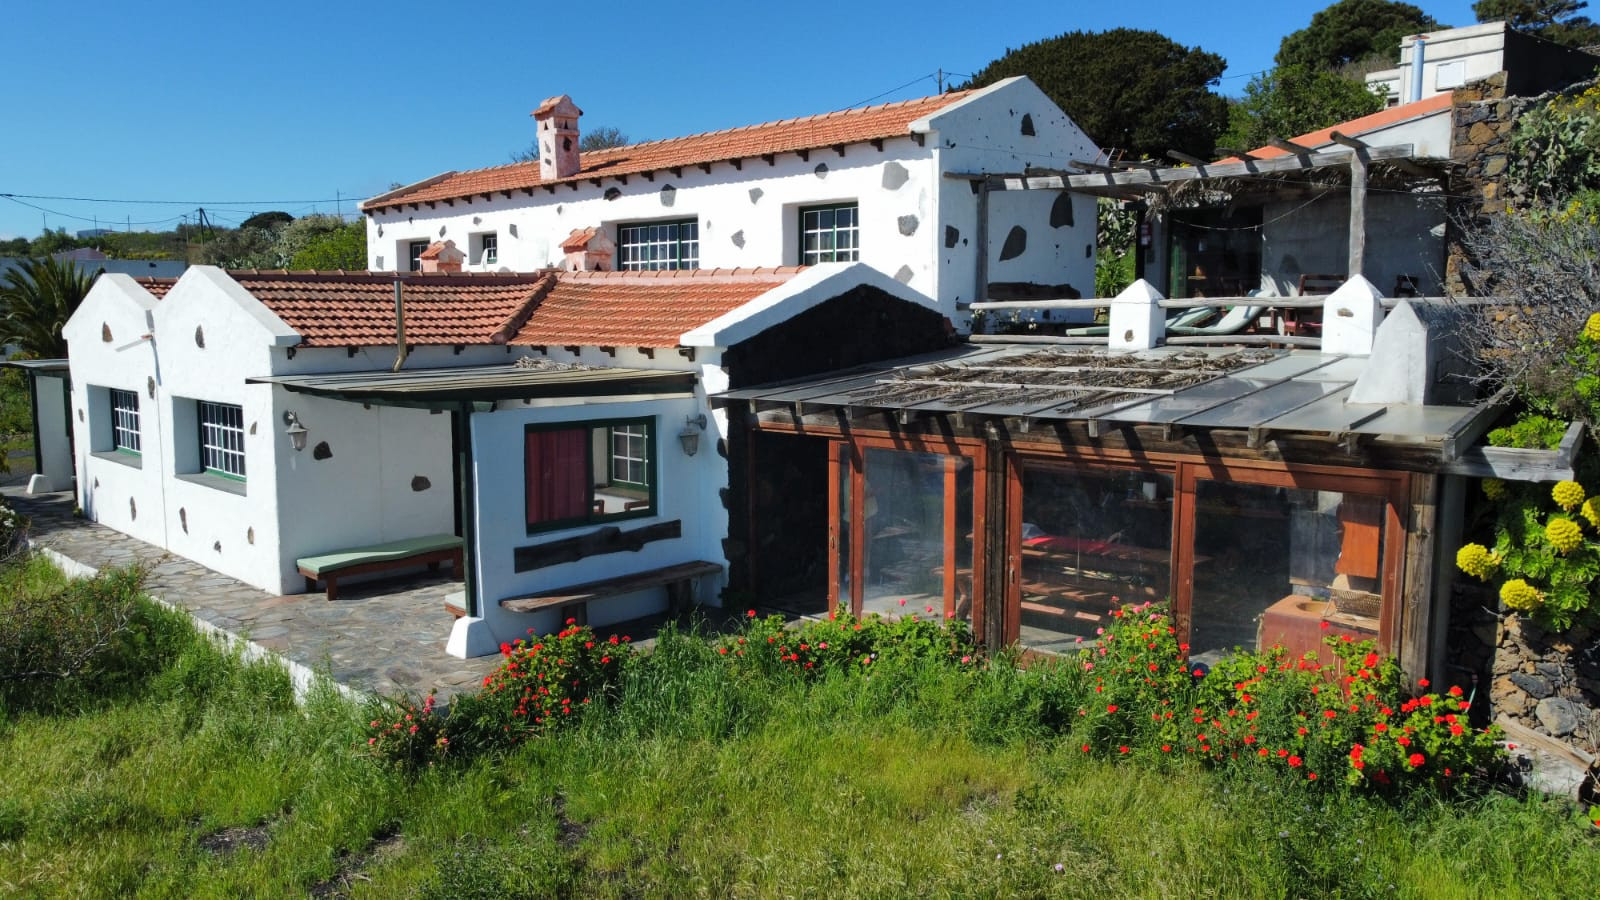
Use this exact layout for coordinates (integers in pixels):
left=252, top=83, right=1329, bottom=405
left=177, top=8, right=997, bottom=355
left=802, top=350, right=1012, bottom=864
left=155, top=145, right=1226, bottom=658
left=552, top=793, right=588, bottom=851
left=308, top=828, right=406, bottom=898
left=198, top=823, right=271, bottom=856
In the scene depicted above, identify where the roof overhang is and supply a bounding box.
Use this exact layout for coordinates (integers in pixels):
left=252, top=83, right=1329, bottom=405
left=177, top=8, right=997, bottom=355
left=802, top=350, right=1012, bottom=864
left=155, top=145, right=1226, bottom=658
left=248, top=363, right=696, bottom=410
left=713, top=344, right=1511, bottom=470
left=1, top=358, right=70, bottom=373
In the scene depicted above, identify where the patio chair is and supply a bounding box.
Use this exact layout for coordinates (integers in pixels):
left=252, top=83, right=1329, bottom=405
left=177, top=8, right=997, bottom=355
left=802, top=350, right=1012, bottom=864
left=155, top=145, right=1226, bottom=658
left=1062, top=306, right=1217, bottom=338
left=1165, top=302, right=1265, bottom=336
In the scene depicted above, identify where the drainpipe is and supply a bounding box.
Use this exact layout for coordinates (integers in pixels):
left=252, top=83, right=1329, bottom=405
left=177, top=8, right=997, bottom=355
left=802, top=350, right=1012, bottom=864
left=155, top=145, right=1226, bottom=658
left=392, top=279, right=409, bottom=372
left=1410, top=37, right=1428, bottom=103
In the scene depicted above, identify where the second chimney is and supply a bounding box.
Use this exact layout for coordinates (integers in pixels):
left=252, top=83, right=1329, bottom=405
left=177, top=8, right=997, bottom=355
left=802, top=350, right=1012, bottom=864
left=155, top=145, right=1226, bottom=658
left=532, top=95, right=583, bottom=181
left=418, top=239, right=465, bottom=273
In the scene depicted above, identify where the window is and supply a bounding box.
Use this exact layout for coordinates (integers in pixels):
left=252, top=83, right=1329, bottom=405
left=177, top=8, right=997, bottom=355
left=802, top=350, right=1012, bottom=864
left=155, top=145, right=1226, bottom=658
left=472, top=232, right=498, bottom=266
left=525, top=418, right=655, bottom=531
left=799, top=203, right=859, bottom=264
left=408, top=240, right=429, bottom=271
left=198, top=401, right=246, bottom=480
left=110, top=389, right=141, bottom=454
left=617, top=220, right=698, bottom=270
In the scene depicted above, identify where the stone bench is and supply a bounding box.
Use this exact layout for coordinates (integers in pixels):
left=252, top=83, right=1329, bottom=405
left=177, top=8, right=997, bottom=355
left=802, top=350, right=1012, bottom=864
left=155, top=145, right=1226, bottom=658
left=498, top=560, right=723, bottom=625
left=297, top=533, right=464, bottom=602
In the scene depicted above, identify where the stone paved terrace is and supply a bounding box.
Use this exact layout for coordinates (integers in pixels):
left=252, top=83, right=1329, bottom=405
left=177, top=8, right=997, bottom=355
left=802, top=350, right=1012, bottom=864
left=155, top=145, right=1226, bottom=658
left=4, top=485, right=503, bottom=701
left=2, top=470, right=757, bottom=702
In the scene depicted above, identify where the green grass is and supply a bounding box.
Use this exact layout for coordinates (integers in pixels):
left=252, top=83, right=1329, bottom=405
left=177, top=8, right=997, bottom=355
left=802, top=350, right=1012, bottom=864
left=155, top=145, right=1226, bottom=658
left=1, top=582, right=1597, bottom=897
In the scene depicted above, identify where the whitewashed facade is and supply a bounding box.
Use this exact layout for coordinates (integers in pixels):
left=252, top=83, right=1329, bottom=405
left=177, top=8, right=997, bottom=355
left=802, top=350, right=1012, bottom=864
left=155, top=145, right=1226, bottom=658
left=364, top=77, right=1101, bottom=327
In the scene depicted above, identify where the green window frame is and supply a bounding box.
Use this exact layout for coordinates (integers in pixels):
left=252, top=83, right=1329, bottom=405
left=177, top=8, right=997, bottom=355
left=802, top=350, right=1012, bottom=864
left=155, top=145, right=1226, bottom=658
left=617, top=219, right=698, bottom=270
left=109, top=388, right=141, bottom=454
left=525, top=417, right=656, bottom=533
left=799, top=202, right=859, bottom=264
left=198, top=400, right=246, bottom=481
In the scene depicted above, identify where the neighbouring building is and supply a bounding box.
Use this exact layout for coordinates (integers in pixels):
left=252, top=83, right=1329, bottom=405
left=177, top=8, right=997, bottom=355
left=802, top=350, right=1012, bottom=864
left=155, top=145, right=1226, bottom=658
left=1366, top=21, right=1598, bottom=107
left=361, top=77, right=1102, bottom=328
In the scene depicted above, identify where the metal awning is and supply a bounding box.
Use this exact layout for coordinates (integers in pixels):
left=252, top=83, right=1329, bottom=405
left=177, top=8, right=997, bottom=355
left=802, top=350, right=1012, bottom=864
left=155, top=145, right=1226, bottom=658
left=1, top=358, right=70, bottom=373
left=249, top=361, right=696, bottom=409
left=715, top=344, right=1500, bottom=456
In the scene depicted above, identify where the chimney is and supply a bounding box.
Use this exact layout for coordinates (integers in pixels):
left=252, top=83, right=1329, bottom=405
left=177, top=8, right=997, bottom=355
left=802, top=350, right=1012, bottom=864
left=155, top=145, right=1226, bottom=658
left=560, top=227, right=615, bottom=272
left=418, top=239, right=465, bottom=273
left=531, top=95, right=583, bottom=180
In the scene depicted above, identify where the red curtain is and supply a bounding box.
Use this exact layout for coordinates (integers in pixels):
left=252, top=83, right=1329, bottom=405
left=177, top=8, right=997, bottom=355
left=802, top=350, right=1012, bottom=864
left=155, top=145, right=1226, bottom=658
left=526, top=428, right=589, bottom=525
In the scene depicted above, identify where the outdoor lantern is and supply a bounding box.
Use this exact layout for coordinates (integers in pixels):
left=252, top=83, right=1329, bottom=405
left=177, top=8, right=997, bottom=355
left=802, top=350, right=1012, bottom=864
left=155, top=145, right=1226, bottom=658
left=282, top=411, right=309, bottom=452
left=678, top=413, right=708, bottom=457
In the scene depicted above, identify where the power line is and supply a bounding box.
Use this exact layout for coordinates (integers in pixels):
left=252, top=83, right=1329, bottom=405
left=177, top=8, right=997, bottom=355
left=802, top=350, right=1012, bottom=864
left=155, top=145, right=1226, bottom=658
left=0, top=194, right=189, bottom=227
left=0, top=191, right=361, bottom=206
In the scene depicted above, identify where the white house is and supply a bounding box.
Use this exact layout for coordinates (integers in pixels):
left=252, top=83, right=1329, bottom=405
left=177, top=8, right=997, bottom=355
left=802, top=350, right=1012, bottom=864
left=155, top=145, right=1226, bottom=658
left=361, top=77, right=1101, bottom=327
left=64, top=262, right=953, bottom=658
left=1366, top=21, right=1598, bottom=107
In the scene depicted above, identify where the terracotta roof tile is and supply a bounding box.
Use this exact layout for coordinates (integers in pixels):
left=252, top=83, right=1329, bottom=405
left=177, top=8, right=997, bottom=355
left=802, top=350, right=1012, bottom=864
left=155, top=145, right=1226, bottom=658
left=226, top=267, right=801, bottom=350
left=510, top=267, right=803, bottom=348
left=133, top=277, right=177, bottom=299
left=560, top=227, right=599, bottom=252
left=1227, top=93, right=1454, bottom=163
left=364, top=90, right=972, bottom=210
left=228, top=270, right=552, bottom=348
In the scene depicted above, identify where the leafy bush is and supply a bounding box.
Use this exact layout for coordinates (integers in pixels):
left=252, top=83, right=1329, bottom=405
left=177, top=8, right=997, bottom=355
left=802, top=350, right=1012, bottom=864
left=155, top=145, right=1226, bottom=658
left=365, top=693, right=450, bottom=771
left=0, top=562, right=190, bottom=715
left=1510, top=83, right=1600, bottom=206
left=1456, top=476, right=1600, bottom=630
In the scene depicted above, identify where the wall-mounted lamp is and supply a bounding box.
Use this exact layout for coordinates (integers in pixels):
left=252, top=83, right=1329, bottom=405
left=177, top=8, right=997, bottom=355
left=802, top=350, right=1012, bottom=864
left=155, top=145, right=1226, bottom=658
left=678, top=413, right=708, bottom=457
left=282, top=411, right=309, bottom=452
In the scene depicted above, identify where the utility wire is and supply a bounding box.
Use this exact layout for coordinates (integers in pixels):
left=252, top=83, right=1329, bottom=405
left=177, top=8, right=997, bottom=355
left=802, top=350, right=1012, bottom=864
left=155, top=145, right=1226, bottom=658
left=0, top=191, right=361, bottom=206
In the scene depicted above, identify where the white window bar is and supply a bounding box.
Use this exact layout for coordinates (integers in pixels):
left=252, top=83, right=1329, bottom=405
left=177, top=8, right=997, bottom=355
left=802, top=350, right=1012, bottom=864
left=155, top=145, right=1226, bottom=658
left=110, top=388, right=140, bottom=453
left=199, top=401, right=246, bottom=479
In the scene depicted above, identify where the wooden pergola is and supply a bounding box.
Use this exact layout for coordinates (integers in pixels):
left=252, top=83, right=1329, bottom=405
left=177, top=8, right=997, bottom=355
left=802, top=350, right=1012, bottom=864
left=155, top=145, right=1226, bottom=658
left=948, top=133, right=1448, bottom=306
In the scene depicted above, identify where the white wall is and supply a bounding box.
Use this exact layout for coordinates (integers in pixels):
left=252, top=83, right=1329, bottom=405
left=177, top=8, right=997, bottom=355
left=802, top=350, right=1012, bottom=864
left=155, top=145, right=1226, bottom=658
left=1261, top=193, right=1446, bottom=297
left=63, top=275, right=167, bottom=548
left=271, top=393, right=457, bottom=592
left=930, top=77, right=1101, bottom=325
left=1367, top=23, right=1509, bottom=103
left=34, top=374, right=74, bottom=489
left=468, top=392, right=722, bottom=643
left=366, top=77, right=1100, bottom=328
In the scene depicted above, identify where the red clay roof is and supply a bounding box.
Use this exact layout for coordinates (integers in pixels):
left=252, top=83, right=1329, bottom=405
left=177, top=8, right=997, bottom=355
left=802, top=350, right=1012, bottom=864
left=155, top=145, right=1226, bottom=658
left=133, top=277, right=177, bottom=299
left=225, top=267, right=801, bottom=349
left=229, top=270, right=551, bottom=348
left=510, top=268, right=803, bottom=349
left=1231, top=93, right=1454, bottom=162
left=560, top=227, right=599, bottom=252
left=363, top=90, right=973, bottom=211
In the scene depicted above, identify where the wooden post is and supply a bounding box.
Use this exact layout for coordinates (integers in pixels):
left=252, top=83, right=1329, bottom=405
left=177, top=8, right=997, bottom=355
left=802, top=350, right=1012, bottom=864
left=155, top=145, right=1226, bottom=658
left=1348, top=150, right=1368, bottom=281
left=1428, top=475, right=1467, bottom=688
left=974, top=181, right=990, bottom=308
left=1398, top=473, right=1439, bottom=684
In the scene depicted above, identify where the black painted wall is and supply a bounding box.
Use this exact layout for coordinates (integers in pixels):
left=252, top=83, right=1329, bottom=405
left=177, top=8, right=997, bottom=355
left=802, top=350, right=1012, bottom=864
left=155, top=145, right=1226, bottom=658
left=721, top=285, right=953, bottom=602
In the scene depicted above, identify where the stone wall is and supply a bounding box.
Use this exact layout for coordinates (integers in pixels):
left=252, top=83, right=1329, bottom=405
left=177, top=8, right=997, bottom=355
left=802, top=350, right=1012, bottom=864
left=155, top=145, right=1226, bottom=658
left=1445, top=73, right=1600, bottom=293
left=1449, top=582, right=1600, bottom=747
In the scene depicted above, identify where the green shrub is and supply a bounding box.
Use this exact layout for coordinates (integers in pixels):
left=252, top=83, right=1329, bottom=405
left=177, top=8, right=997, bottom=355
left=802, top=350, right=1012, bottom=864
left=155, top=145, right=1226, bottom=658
left=0, top=563, right=191, bottom=714
left=1457, top=476, right=1600, bottom=631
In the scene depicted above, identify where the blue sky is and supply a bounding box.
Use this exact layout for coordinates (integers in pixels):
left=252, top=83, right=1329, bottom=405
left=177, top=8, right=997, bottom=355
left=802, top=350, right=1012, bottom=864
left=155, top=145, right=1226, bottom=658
left=0, top=0, right=1483, bottom=241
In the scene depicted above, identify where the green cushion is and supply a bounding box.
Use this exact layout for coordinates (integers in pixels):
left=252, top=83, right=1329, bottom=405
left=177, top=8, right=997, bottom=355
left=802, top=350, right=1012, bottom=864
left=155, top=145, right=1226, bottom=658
left=297, top=534, right=462, bottom=576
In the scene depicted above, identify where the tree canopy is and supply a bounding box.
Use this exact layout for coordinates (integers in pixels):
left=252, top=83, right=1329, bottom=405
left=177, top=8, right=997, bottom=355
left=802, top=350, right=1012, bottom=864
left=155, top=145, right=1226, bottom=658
left=1475, top=0, right=1600, bottom=46
left=512, top=125, right=632, bottom=163
left=960, top=29, right=1229, bottom=161
left=0, top=256, right=100, bottom=358
left=1276, top=0, right=1440, bottom=70
left=1221, top=64, right=1387, bottom=150
left=240, top=211, right=294, bottom=230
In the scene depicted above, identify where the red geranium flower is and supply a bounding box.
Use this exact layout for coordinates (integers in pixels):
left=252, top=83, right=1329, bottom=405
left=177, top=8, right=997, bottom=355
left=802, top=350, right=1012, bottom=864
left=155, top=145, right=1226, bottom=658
left=1409, top=752, right=1425, bottom=767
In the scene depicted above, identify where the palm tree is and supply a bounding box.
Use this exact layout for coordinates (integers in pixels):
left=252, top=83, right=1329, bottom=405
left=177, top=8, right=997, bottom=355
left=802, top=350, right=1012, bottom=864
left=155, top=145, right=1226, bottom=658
left=0, top=256, right=101, bottom=359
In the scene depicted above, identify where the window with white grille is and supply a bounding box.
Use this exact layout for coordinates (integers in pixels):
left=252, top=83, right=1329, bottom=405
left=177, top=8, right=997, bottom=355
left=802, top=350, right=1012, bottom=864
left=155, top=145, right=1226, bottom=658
left=199, top=401, right=245, bottom=480
left=618, top=220, right=698, bottom=270
left=110, top=388, right=140, bottom=453
left=799, top=203, right=859, bottom=264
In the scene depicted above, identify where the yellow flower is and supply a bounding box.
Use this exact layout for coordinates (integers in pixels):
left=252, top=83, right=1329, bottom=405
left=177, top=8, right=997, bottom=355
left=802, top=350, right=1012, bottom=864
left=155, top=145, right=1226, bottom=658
left=1455, top=543, right=1500, bottom=581
left=1552, top=480, right=1586, bottom=512
left=1546, top=517, right=1584, bottom=553
left=1482, top=478, right=1508, bottom=500
left=1583, top=497, right=1600, bottom=529
left=1500, top=579, right=1545, bottom=611
left=1585, top=312, right=1600, bottom=343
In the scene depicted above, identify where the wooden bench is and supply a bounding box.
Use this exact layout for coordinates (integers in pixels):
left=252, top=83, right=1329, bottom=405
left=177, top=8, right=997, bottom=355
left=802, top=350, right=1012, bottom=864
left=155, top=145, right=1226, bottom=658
left=297, top=534, right=464, bottom=602
left=499, top=560, right=723, bottom=624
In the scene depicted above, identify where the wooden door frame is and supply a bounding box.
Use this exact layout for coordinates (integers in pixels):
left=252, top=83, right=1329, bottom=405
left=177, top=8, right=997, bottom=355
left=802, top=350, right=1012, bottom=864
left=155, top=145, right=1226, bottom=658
left=826, top=432, right=988, bottom=623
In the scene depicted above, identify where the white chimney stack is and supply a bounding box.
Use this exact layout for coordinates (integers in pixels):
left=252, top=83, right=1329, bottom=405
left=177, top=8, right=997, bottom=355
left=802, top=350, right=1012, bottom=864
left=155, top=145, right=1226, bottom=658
left=531, top=95, right=583, bottom=181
